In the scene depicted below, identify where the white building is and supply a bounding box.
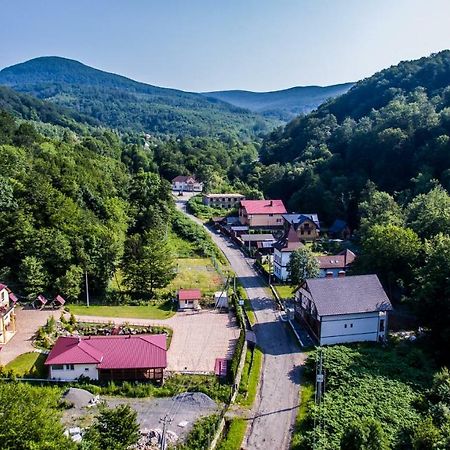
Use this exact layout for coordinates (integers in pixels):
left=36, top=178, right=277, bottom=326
left=172, top=175, right=203, bottom=192
left=0, top=283, right=17, bottom=344
left=273, top=226, right=303, bottom=281
left=203, top=193, right=244, bottom=209
left=295, top=274, right=392, bottom=345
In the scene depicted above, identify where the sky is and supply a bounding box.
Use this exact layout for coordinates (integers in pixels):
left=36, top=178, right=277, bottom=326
left=1, top=0, right=450, bottom=92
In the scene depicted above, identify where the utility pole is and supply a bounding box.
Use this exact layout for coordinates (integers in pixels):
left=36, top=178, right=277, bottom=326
left=313, top=348, right=325, bottom=449
left=160, top=414, right=173, bottom=450
left=85, top=270, right=90, bottom=308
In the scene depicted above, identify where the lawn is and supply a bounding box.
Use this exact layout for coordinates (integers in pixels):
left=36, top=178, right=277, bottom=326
left=274, top=284, right=294, bottom=300
left=68, top=301, right=176, bottom=320
left=5, top=352, right=47, bottom=378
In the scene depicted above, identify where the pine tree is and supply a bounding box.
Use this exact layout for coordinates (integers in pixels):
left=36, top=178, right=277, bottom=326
left=122, top=230, right=175, bottom=298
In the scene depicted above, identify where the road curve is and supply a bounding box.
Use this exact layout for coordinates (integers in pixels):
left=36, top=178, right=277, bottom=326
left=176, top=198, right=304, bottom=450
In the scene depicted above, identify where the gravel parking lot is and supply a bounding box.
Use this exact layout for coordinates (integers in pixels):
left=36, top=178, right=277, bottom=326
left=75, top=310, right=240, bottom=373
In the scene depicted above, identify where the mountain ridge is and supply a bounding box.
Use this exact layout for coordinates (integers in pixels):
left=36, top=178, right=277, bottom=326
left=0, top=56, right=275, bottom=138
left=203, top=83, right=354, bottom=121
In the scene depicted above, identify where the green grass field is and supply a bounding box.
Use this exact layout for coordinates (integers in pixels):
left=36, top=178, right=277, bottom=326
left=68, top=301, right=176, bottom=319
left=274, top=285, right=294, bottom=300
left=5, top=352, right=47, bottom=378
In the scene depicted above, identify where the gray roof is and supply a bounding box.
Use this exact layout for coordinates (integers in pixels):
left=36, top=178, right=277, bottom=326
left=283, top=213, right=320, bottom=229
left=241, top=234, right=275, bottom=242
left=303, top=274, right=393, bottom=316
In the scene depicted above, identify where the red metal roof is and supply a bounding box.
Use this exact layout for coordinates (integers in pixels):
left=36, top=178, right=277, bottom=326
left=178, top=289, right=202, bottom=300
left=37, top=294, right=48, bottom=304
left=54, top=295, right=66, bottom=305
left=240, top=199, right=286, bottom=215
left=0, top=283, right=7, bottom=291
left=214, top=358, right=228, bottom=377
left=45, top=335, right=167, bottom=369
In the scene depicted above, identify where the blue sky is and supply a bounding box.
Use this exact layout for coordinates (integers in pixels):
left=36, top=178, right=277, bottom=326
left=1, top=0, right=450, bottom=92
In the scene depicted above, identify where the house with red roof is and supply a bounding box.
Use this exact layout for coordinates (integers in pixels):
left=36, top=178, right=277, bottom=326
left=45, top=334, right=167, bottom=382
left=0, top=283, right=17, bottom=344
left=178, top=289, right=202, bottom=310
left=239, top=199, right=287, bottom=229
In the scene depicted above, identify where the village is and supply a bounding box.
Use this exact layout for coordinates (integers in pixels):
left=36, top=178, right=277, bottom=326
left=0, top=173, right=396, bottom=449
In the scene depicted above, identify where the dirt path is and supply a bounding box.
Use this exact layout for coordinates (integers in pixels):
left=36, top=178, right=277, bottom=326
left=176, top=199, right=305, bottom=450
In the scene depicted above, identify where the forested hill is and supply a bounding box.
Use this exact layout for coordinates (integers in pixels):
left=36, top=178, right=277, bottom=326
left=256, top=50, right=450, bottom=225
left=203, top=83, right=353, bottom=121
left=0, top=56, right=274, bottom=138
left=0, top=85, right=99, bottom=132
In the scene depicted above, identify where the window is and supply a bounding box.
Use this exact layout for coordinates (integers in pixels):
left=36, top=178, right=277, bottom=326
left=344, top=324, right=347, bottom=328
left=269, top=214, right=274, bottom=217
left=350, top=323, right=353, bottom=328
left=379, top=319, right=385, bottom=332
left=65, top=364, right=75, bottom=370
left=52, top=365, right=64, bottom=370
left=85, top=368, right=90, bottom=371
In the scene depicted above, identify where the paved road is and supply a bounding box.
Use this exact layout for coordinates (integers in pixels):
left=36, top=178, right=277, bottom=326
left=176, top=199, right=304, bottom=450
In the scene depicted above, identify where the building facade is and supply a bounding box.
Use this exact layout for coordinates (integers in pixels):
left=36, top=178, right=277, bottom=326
left=0, top=284, right=17, bottom=344
left=273, top=226, right=304, bottom=281
left=239, top=200, right=287, bottom=228
left=282, top=214, right=320, bottom=242
left=203, top=193, right=244, bottom=209
left=172, top=175, right=203, bottom=192
left=295, top=274, right=392, bottom=345
left=45, top=335, right=167, bottom=382
left=178, top=289, right=202, bottom=310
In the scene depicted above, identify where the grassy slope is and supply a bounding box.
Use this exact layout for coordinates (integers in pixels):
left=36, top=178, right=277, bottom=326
left=237, top=346, right=263, bottom=407
left=217, top=418, right=247, bottom=450
left=4, top=352, right=47, bottom=378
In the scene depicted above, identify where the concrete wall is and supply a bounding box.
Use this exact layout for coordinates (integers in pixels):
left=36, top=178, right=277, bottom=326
left=50, top=363, right=99, bottom=380
left=320, top=311, right=386, bottom=345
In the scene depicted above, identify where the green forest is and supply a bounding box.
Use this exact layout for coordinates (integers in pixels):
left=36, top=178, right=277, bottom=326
left=0, top=56, right=274, bottom=139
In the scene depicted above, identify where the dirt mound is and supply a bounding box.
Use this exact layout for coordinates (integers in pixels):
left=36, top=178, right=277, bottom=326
left=172, top=392, right=216, bottom=409
left=62, top=387, right=96, bottom=409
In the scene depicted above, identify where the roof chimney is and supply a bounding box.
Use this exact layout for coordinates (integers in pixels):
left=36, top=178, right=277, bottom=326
left=338, top=270, right=346, bottom=278
left=326, top=271, right=333, bottom=278
left=269, top=200, right=273, bottom=206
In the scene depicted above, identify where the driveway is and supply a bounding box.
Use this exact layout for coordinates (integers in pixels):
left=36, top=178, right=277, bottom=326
left=177, top=199, right=305, bottom=450
left=0, top=307, right=56, bottom=366
left=75, top=310, right=240, bottom=373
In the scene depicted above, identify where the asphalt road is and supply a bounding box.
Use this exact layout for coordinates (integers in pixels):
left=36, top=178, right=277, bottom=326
left=176, top=198, right=304, bottom=450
